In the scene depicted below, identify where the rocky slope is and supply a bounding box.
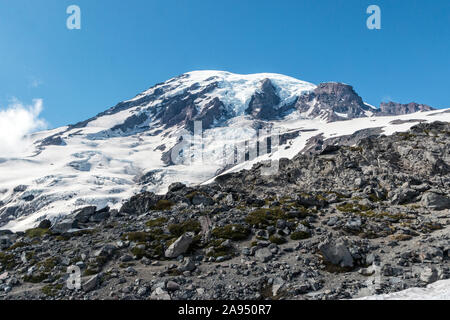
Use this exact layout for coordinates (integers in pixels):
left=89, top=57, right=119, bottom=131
left=0, top=121, right=448, bottom=300
left=0, top=71, right=447, bottom=233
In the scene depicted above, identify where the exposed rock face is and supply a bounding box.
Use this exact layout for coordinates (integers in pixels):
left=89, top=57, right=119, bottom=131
left=37, top=134, right=66, bottom=148
left=187, top=97, right=229, bottom=131
left=159, top=82, right=219, bottom=129
left=379, top=102, right=434, bottom=116
left=301, top=127, right=384, bottom=155
left=246, top=79, right=281, bottom=120
left=120, top=192, right=162, bottom=215
left=109, top=112, right=149, bottom=133
left=73, top=206, right=97, bottom=223
left=295, top=82, right=369, bottom=121
left=37, top=219, right=51, bottom=229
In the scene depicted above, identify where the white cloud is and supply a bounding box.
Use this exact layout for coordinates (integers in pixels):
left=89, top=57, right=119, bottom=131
left=0, top=99, right=48, bottom=157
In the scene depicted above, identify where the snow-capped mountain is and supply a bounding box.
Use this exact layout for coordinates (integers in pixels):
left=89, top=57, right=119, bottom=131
left=0, top=70, right=448, bottom=231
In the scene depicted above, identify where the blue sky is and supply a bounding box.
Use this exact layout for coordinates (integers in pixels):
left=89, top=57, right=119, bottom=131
left=0, top=0, right=449, bottom=128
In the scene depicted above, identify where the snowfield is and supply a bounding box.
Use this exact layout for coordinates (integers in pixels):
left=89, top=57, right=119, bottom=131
left=357, top=279, right=450, bottom=300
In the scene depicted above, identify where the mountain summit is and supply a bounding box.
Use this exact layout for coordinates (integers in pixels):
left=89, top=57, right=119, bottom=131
left=66, top=70, right=434, bottom=134
left=0, top=70, right=446, bottom=231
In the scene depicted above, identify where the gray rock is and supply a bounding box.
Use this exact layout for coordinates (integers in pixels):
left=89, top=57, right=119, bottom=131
left=276, top=219, right=286, bottom=229
left=318, top=237, right=354, bottom=268
left=166, top=281, right=180, bottom=291
left=420, top=266, right=439, bottom=284
left=191, top=194, right=214, bottom=206
left=421, top=192, right=450, bottom=210
left=51, top=218, right=79, bottom=234
left=345, top=217, right=362, bottom=231
left=150, top=287, right=171, bottom=300
left=168, top=182, right=186, bottom=192
left=178, top=257, right=196, bottom=272
left=390, top=188, right=419, bottom=205
left=272, top=277, right=285, bottom=296
left=120, top=255, right=133, bottom=262
left=255, top=247, right=273, bottom=262
left=137, top=286, right=148, bottom=296
left=0, top=230, right=13, bottom=236
left=83, top=274, right=101, bottom=292
left=90, top=209, right=110, bottom=223
left=94, top=244, right=117, bottom=258
left=165, top=232, right=194, bottom=258
left=0, top=236, right=12, bottom=250
left=327, top=216, right=339, bottom=226
left=73, top=206, right=97, bottom=223
left=379, top=101, right=434, bottom=115
left=37, top=219, right=51, bottom=229
left=295, top=223, right=311, bottom=234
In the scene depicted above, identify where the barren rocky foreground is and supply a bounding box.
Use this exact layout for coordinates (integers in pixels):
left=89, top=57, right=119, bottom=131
left=0, top=121, right=449, bottom=300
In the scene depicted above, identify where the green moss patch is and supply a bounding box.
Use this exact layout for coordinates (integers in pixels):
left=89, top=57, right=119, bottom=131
left=269, top=235, right=287, bottom=245
left=23, top=273, right=49, bottom=283
left=245, top=208, right=287, bottom=227
left=146, top=217, right=168, bottom=227
left=336, top=203, right=371, bottom=213
left=25, top=228, right=51, bottom=238
left=290, top=231, right=311, bottom=240
left=38, top=257, right=58, bottom=272
left=211, top=224, right=250, bottom=241
left=168, top=219, right=201, bottom=237
left=0, top=252, right=17, bottom=270
left=206, top=241, right=233, bottom=259
left=121, top=232, right=153, bottom=242
left=6, top=241, right=28, bottom=251
left=152, top=200, right=174, bottom=211
left=41, top=283, right=63, bottom=297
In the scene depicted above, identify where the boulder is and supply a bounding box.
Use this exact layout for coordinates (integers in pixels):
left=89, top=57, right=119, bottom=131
left=150, top=287, right=171, bottom=300
left=191, top=194, right=214, bottom=206
left=90, top=207, right=110, bottom=223
left=0, top=236, right=12, bottom=250
left=255, top=247, right=273, bottom=262
left=0, top=230, right=13, bottom=236
left=83, top=274, right=101, bottom=292
left=178, top=257, right=196, bottom=272
left=390, top=188, right=419, bottom=205
left=94, top=244, right=117, bottom=258
left=318, top=237, right=354, bottom=268
left=421, top=192, right=450, bottom=210
left=164, top=233, right=194, bottom=258
left=168, top=182, right=186, bottom=193
left=420, top=266, right=439, bottom=284
left=73, top=206, right=97, bottom=223
left=295, top=223, right=311, bottom=234
left=37, top=219, right=51, bottom=229
left=166, top=281, right=180, bottom=291
left=345, top=217, right=362, bottom=231
left=51, top=218, right=79, bottom=234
